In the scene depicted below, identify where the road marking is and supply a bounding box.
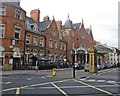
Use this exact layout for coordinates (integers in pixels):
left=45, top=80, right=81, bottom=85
left=88, top=79, right=96, bottom=82
left=5, top=82, right=11, bottom=84
left=74, top=79, right=113, bottom=95
left=20, top=86, right=29, bottom=89
left=0, top=82, right=3, bottom=84
left=51, top=82, right=68, bottom=96
left=107, top=80, right=118, bottom=86
left=3, top=87, right=17, bottom=92
left=30, top=79, right=72, bottom=87
left=46, top=76, right=53, bottom=78
left=27, top=78, right=32, bottom=80
left=97, top=80, right=105, bottom=82
left=107, top=80, right=116, bottom=83
left=16, top=88, right=20, bottom=94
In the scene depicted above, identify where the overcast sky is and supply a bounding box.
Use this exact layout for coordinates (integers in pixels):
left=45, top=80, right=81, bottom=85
left=20, top=0, right=119, bottom=48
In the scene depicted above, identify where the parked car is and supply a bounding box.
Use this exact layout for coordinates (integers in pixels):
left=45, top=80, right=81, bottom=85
left=97, top=64, right=101, bottom=70
left=84, top=63, right=89, bottom=72
left=74, top=62, right=81, bottom=70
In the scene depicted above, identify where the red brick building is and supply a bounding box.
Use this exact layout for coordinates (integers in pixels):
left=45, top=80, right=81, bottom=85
left=0, top=2, right=26, bottom=70
left=25, top=15, right=46, bottom=67
left=40, top=16, right=67, bottom=64
left=60, top=15, right=94, bottom=64
left=25, top=9, right=67, bottom=67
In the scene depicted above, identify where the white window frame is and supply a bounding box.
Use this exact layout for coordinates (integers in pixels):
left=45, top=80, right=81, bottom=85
left=15, top=9, right=22, bottom=19
left=26, top=21, right=30, bottom=29
left=64, top=44, right=66, bottom=50
left=39, top=50, right=44, bottom=56
left=0, top=24, right=5, bottom=38
left=26, top=34, right=31, bottom=44
left=54, top=40, right=57, bottom=49
left=40, top=37, right=44, bottom=47
left=0, top=6, right=6, bottom=15
left=33, top=36, right=38, bottom=46
left=30, top=24, right=38, bottom=31
left=49, top=39, right=52, bottom=48
left=14, top=26, right=21, bottom=39
left=60, top=43, right=62, bottom=50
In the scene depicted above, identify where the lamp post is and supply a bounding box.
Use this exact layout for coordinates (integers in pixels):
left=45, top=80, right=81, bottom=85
left=72, top=49, right=75, bottom=78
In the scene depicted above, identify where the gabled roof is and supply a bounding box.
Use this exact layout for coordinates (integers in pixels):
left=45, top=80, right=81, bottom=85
left=40, top=21, right=51, bottom=31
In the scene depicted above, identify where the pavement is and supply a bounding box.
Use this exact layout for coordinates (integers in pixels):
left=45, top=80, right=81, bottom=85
left=0, top=68, right=110, bottom=79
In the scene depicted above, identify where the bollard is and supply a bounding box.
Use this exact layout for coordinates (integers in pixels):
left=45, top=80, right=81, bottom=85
left=52, top=68, right=56, bottom=76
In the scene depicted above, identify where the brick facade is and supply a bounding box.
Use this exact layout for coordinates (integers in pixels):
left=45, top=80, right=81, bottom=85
left=0, top=2, right=26, bottom=70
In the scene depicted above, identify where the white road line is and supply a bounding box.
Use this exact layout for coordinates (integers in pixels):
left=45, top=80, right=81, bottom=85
left=0, top=82, right=3, bottom=84
left=88, top=79, right=96, bottom=82
left=5, top=82, right=11, bottom=85
left=20, top=86, right=29, bottom=89
left=80, top=78, right=86, bottom=81
left=27, top=78, right=32, bottom=80
left=74, top=79, right=113, bottom=95
left=30, top=79, right=72, bottom=87
left=107, top=81, right=116, bottom=83
left=97, top=80, right=105, bottom=82
left=16, top=88, right=20, bottom=95
left=51, top=82, right=68, bottom=96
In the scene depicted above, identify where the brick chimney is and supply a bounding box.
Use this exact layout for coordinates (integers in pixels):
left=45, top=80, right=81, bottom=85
left=43, top=16, right=49, bottom=21
left=30, top=9, right=40, bottom=25
left=56, top=21, right=62, bottom=31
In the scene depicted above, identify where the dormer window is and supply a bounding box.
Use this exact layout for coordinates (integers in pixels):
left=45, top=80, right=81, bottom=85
left=30, top=24, right=38, bottom=31
left=15, top=9, right=22, bottom=19
left=0, top=6, right=6, bottom=15
left=31, top=25, right=34, bottom=30
left=26, top=21, right=30, bottom=29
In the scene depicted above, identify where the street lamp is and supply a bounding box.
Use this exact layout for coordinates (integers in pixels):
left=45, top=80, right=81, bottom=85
left=72, top=49, right=75, bottom=78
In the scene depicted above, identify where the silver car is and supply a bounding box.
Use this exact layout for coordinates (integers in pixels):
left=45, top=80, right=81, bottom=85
left=84, top=63, right=89, bottom=72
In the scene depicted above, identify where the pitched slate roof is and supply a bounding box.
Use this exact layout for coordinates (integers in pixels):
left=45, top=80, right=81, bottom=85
left=26, top=16, right=35, bottom=24
left=25, top=16, right=41, bottom=34
left=63, top=19, right=74, bottom=29
left=40, top=21, right=51, bottom=31
left=73, top=23, right=81, bottom=29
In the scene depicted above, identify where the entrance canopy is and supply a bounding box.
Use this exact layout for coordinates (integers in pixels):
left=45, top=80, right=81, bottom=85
left=77, top=47, right=87, bottom=53
left=94, top=44, right=113, bottom=54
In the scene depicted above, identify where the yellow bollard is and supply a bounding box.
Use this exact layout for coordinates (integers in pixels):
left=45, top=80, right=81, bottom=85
left=52, top=68, right=56, bottom=76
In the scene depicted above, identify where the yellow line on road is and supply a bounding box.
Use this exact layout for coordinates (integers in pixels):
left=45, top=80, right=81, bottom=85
left=74, top=79, right=113, bottom=95
left=3, top=88, right=17, bottom=92
left=16, top=88, right=20, bottom=95
left=51, top=82, right=68, bottom=96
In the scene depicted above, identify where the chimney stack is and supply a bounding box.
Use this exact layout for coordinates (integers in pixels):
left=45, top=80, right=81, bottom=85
left=30, top=9, right=40, bottom=25
left=56, top=21, right=62, bottom=31
left=43, top=16, right=49, bottom=21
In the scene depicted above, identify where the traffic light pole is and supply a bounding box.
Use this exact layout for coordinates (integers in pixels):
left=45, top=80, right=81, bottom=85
left=72, top=49, right=75, bottom=78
